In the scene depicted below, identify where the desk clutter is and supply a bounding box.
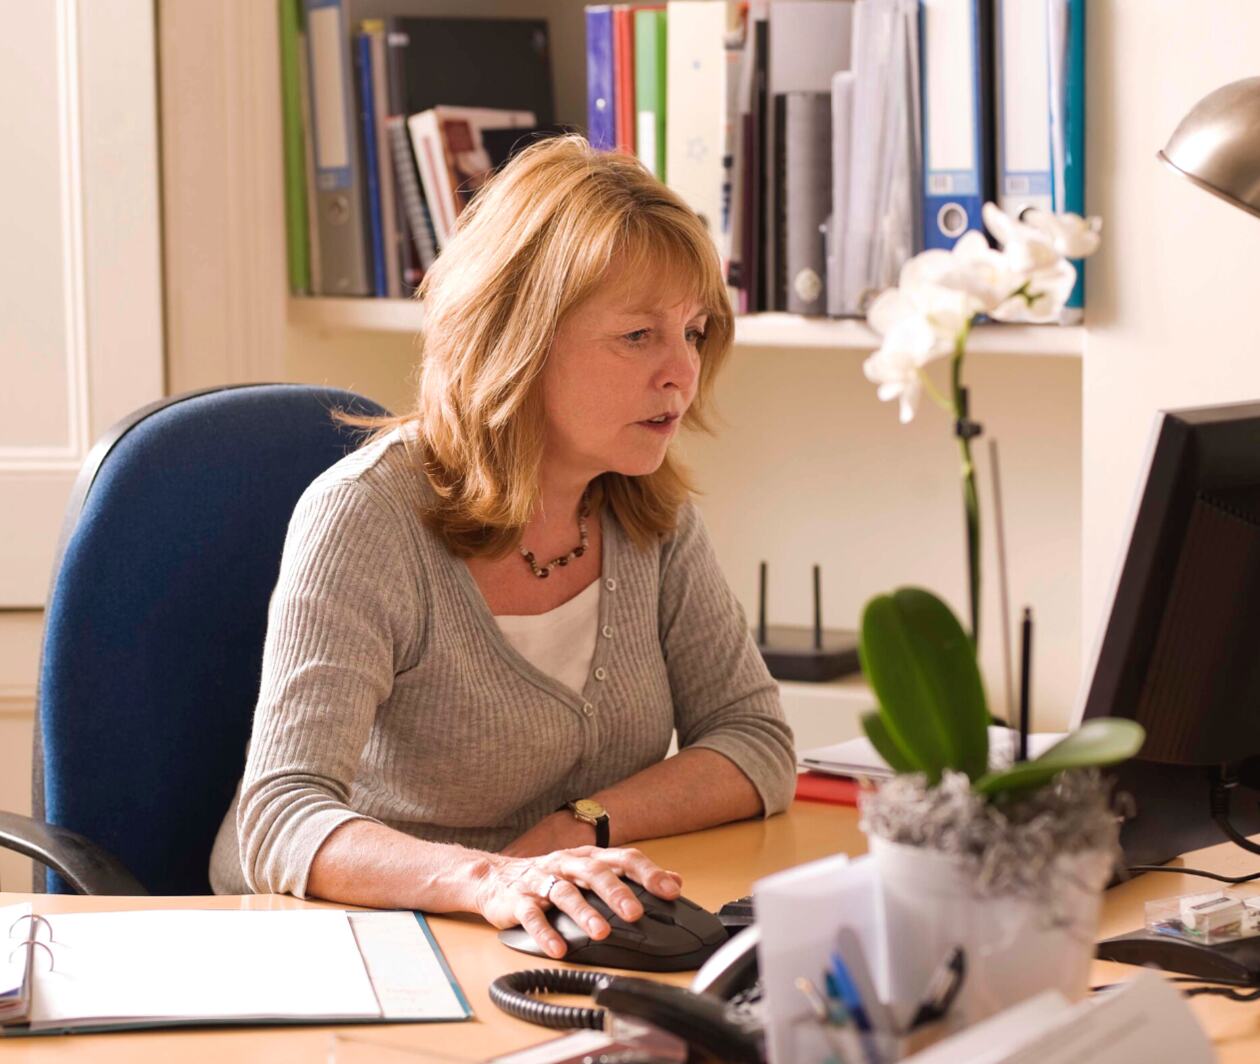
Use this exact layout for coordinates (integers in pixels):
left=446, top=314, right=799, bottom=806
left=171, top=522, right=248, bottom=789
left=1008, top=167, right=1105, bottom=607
left=1, top=903, right=469, bottom=1037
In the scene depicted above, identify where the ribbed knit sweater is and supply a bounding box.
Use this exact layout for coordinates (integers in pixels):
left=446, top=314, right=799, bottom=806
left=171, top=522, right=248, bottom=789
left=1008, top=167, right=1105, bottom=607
left=208, top=429, right=796, bottom=897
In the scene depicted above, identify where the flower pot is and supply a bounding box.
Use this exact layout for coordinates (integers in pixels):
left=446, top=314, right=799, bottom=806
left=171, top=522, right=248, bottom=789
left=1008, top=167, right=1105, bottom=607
left=868, top=833, right=1112, bottom=1030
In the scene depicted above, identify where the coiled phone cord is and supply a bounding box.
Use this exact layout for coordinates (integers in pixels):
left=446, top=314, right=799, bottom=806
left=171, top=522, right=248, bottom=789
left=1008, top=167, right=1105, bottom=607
left=488, top=968, right=611, bottom=1030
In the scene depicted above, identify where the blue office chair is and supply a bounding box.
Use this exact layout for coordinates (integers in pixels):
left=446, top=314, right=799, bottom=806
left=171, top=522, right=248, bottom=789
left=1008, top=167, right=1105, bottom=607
left=0, top=384, right=390, bottom=894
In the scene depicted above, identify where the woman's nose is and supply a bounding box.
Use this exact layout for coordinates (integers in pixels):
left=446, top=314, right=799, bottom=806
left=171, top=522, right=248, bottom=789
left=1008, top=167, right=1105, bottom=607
left=658, top=337, right=700, bottom=393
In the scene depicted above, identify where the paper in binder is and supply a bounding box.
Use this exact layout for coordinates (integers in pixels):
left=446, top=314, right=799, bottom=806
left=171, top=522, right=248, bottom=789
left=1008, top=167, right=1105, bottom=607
left=835, top=0, right=921, bottom=317
left=304, top=0, right=371, bottom=296
left=0, top=904, right=469, bottom=1036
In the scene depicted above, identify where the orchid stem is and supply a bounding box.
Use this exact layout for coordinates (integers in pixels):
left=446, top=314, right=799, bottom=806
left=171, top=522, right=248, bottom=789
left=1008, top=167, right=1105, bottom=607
left=951, top=317, right=981, bottom=648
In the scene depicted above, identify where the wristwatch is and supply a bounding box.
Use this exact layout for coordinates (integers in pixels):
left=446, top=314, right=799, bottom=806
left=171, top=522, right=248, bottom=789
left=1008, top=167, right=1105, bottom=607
left=564, top=798, right=610, bottom=847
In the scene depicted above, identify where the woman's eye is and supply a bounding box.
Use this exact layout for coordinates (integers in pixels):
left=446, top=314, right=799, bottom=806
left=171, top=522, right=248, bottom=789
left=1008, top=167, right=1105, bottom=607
left=625, top=329, right=650, bottom=344
left=688, top=329, right=707, bottom=345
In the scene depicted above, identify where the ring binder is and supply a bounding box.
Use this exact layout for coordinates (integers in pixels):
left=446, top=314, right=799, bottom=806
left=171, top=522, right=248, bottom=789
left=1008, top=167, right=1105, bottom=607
left=7, top=940, right=54, bottom=974
left=7, top=913, right=52, bottom=942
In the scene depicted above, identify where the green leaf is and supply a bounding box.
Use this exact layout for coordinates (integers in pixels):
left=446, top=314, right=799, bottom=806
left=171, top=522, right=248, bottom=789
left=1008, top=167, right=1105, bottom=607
left=861, top=710, right=921, bottom=774
left=858, top=588, right=989, bottom=783
left=974, top=718, right=1146, bottom=797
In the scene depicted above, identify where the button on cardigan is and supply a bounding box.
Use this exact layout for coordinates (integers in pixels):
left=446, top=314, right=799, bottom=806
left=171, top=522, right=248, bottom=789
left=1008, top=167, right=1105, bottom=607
left=208, top=429, right=796, bottom=897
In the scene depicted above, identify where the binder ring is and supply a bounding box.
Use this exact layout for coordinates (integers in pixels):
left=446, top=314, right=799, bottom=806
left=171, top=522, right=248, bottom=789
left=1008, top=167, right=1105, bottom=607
left=8, top=939, right=55, bottom=973
left=8, top=912, right=53, bottom=942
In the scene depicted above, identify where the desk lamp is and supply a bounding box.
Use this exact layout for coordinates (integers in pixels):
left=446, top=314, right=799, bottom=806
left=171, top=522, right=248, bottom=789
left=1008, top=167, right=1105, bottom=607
left=1158, top=77, right=1260, bottom=218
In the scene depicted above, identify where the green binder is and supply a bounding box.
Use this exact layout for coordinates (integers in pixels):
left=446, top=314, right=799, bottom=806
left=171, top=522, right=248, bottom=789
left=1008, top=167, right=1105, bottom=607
left=278, top=0, right=311, bottom=295
left=634, top=8, right=668, bottom=182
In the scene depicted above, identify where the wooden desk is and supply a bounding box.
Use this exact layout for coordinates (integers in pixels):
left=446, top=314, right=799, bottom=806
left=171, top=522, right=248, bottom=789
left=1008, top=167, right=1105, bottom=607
left=2, top=801, right=1259, bottom=1062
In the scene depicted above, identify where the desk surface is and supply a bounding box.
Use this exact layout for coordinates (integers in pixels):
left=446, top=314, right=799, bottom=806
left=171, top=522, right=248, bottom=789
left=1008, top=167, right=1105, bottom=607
left=2, top=801, right=1259, bottom=1062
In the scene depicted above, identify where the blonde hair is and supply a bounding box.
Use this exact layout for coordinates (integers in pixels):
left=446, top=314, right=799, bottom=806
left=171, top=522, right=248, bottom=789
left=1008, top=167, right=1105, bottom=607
left=354, top=133, right=734, bottom=558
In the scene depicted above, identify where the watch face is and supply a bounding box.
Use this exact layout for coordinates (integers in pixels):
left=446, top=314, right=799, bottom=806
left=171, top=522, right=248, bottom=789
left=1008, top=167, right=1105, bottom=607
left=571, top=798, right=606, bottom=818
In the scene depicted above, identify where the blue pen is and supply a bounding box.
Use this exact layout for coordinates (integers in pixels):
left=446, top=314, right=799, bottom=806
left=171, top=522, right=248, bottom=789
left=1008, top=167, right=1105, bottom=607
left=827, top=952, right=883, bottom=1064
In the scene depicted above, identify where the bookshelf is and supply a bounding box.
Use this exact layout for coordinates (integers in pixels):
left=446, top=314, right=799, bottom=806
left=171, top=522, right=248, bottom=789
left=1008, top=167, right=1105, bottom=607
left=288, top=298, right=1085, bottom=357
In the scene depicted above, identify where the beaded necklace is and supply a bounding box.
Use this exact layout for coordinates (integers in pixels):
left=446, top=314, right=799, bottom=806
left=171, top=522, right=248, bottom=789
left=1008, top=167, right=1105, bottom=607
left=519, top=492, right=590, bottom=579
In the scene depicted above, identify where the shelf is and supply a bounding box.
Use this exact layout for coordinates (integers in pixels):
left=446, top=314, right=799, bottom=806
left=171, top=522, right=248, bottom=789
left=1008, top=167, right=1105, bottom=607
left=288, top=298, right=1084, bottom=357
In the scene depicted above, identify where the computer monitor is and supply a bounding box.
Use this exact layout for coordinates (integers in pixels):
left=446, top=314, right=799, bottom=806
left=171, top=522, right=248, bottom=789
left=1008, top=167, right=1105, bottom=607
left=1081, top=400, right=1260, bottom=868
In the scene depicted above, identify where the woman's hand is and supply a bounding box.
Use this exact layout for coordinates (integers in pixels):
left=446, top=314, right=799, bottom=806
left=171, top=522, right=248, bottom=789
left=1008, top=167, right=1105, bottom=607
left=473, top=846, right=683, bottom=960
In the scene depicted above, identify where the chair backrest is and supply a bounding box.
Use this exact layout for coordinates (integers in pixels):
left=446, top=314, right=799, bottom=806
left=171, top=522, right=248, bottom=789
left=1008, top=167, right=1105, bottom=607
left=35, top=384, right=390, bottom=893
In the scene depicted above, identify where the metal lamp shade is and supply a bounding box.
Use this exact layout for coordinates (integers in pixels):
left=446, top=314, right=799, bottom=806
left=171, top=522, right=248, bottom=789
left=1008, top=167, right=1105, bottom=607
left=1159, top=77, right=1260, bottom=220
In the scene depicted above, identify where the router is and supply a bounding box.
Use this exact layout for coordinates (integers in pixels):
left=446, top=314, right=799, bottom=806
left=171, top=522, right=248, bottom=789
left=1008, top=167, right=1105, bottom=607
left=754, top=562, right=860, bottom=683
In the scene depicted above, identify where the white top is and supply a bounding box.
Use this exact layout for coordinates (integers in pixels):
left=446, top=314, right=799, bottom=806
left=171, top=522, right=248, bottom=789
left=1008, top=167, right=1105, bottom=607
left=493, top=578, right=602, bottom=696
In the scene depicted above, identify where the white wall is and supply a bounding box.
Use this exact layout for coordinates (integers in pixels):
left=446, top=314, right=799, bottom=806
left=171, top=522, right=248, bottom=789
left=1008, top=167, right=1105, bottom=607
left=681, top=346, right=1082, bottom=730
left=1081, top=4, right=1260, bottom=689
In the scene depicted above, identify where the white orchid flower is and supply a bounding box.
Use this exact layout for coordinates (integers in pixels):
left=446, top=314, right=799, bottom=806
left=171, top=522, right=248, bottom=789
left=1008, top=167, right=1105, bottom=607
left=1021, top=208, right=1103, bottom=260
left=863, top=311, right=940, bottom=423
left=989, top=257, right=1078, bottom=323
left=981, top=202, right=1062, bottom=276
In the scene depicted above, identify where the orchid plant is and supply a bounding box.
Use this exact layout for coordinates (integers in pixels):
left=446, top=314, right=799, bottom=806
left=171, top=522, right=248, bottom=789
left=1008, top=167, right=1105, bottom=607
left=862, top=204, right=1102, bottom=643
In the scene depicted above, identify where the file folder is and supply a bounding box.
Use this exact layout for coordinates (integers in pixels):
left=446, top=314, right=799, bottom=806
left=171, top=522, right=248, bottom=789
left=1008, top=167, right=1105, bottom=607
left=586, top=7, right=617, bottom=150
left=304, top=0, right=370, bottom=295
left=1049, top=0, right=1085, bottom=321
left=995, top=0, right=1053, bottom=224
left=921, top=0, right=994, bottom=250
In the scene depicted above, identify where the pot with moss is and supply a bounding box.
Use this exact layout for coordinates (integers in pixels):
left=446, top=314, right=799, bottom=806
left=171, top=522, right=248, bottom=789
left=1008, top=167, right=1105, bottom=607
left=857, top=588, right=1145, bottom=1030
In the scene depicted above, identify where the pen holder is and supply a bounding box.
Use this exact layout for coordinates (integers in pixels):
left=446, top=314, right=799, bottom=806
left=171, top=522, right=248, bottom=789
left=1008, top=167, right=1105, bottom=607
left=870, top=836, right=1112, bottom=1031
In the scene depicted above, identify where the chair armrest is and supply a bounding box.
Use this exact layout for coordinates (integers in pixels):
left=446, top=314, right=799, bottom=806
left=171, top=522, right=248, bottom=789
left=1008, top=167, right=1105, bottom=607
left=0, top=811, right=148, bottom=895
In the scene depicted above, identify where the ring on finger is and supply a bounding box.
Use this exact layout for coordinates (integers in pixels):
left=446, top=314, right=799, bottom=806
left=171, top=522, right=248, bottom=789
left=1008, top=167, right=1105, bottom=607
left=540, top=874, right=561, bottom=901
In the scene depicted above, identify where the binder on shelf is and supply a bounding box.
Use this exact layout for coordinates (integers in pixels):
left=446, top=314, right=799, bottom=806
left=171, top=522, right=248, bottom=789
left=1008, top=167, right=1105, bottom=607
left=383, top=19, right=423, bottom=292
left=778, top=92, right=832, bottom=316
left=666, top=0, right=728, bottom=244
left=825, top=70, right=855, bottom=317
left=585, top=6, right=617, bottom=150
left=921, top=0, right=994, bottom=251
left=766, top=0, right=852, bottom=310
left=634, top=7, right=668, bottom=180
left=613, top=5, right=637, bottom=153
left=721, top=17, right=748, bottom=307
left=0, top=903, right=470, bottom=1037
left=363, top=20, right=401, bottom=298
left=1049, top=0, right=1085, bottom=321
left=386, top=116, right=438, bottom=275
left=994, top=0, right=1053, bottom=224
left=354, top=30, right=387, bottom=298
left=380, top=16, right=554, bottom=126
left=279, top=0, right=311, bottom=295
left=303, top=0, right=370, bottom=296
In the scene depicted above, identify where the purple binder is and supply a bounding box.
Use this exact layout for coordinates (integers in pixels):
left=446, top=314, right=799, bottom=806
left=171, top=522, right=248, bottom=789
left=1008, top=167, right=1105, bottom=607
left=585, top=6, right=616, bottom=150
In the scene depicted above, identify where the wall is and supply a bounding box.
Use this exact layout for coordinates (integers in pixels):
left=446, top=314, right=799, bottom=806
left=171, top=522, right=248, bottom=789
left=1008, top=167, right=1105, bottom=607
left=680, top=347, right=1082, bottom=730
left=1080, top=3, right=1260, bottom=708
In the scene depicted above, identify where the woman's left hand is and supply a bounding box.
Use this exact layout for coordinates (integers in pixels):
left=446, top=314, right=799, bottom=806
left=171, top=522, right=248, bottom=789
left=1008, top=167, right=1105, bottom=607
left=500, top=811, right=596, bottom=858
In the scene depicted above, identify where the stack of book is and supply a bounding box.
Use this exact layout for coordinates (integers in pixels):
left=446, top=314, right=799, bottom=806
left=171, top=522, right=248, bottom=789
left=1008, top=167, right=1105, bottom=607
left=586, top=0, right=1085, bottom=323
left=281, top=0, right=565, bottom=299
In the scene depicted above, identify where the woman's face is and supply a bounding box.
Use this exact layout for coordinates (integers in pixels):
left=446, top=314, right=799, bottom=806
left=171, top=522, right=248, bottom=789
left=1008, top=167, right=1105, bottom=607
left=541, top=263, right=706, bottom=484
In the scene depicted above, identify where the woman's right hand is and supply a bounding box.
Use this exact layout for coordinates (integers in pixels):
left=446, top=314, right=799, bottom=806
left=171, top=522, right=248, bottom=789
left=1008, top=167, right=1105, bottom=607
left=473, top=845, right=683, bottom=959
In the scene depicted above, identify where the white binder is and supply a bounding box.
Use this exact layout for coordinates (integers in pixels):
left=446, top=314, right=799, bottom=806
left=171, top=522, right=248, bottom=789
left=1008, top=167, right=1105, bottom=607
left=995, top=0, right=1053, bottom=223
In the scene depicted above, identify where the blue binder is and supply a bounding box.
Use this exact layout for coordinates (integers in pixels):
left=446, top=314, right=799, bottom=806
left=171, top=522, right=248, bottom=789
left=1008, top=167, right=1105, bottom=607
left=355, top=32, right=387, bottom=298
left=585, top=6, right=616, bottom=150
left=921, top=0, right=994, bottom=251
left=1049, top=0, right=1085, bottom=318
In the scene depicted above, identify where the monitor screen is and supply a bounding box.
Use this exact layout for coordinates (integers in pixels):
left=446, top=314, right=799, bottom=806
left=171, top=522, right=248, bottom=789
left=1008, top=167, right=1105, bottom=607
left=1081, top=401, right=1260, bottom=767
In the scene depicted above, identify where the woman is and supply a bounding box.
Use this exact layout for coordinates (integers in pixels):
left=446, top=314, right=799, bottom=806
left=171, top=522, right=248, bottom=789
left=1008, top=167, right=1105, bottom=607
left=209, top=135, right=795, bottom=959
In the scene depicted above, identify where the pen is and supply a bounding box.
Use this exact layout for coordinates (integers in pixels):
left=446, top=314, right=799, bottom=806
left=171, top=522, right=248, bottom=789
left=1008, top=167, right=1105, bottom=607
left=795, top=976, right=863, bottom=1064
left=907, top=946, right=966, bottom=1031
left=827, top=952, right=883, bottom=1064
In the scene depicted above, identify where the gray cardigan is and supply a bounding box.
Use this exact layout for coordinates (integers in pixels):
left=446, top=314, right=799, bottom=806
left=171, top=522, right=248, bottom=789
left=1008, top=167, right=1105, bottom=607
left=209, top=430, right=796, bottom=897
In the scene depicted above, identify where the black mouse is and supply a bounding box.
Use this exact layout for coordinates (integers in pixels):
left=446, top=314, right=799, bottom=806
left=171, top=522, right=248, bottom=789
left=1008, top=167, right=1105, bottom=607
left=498, top=877, right=729, bottom=971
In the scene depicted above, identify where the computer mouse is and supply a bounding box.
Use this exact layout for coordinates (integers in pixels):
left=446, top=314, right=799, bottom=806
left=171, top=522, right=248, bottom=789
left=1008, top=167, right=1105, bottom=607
left=498, top=877, right=729, bottom=971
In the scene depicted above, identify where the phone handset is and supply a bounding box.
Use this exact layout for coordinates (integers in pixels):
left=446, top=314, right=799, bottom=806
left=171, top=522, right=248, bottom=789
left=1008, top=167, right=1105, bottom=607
left=594, top=975, right=761, bottom=1064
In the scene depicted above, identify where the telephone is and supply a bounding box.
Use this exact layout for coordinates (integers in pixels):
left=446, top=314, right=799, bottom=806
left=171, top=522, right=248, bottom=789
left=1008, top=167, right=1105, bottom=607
left=490, top=922, right=765, bottom=1064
